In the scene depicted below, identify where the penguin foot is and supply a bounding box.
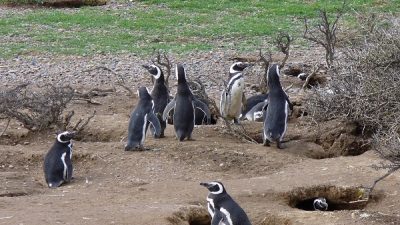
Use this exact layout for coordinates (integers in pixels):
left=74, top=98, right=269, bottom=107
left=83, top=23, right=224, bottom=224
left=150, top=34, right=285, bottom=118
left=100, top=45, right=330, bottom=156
left=233, top=118, right=240, bottom=125
left=277, top=141, right=284, bottom=149
left=263, top=139, right=270, bottom=147
left=187, top=137, right=196, bottom=141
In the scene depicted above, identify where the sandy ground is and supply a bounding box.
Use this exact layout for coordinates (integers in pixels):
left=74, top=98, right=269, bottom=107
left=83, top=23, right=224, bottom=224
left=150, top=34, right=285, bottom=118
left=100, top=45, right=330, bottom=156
left=1, top=87, right=400, bottom=225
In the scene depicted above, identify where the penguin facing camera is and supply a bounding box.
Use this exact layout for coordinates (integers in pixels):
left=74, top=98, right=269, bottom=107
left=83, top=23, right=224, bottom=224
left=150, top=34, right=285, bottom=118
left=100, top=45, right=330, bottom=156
left=162, top=64, right=211, bottom=141
left=200, top=181, right=252, bottom=225
left=43, top=131, right=75, bottom=188
left=220, top=62, right=251, bottom=124
left=142, top=64, right=169, bottom=138
left=262, top=64, right=293, bottom=149
left=313, top=197, right=328, bottom=211
left=125, top=87, right=161, bottom=151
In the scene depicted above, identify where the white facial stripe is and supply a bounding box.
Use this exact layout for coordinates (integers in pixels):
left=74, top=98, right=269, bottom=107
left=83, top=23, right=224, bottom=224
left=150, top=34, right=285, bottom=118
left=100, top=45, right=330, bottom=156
left=57, top=131, right=71, bottom=143
left=152, top=65, right=161, bottom=80
left=229, top=62, right=243, bottom=74
left=61, top=152, right=67, bottom=180
left=220, top=207, right=233, bottom=225
left=209, top=182, right=224, bottom=195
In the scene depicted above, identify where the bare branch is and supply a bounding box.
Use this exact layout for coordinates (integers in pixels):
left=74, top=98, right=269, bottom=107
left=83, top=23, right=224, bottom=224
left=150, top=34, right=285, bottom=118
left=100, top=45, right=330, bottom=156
left=0, top=118, right=11, bottom=136
left=83, top=66, right=133, bottom=96
left=151, top=49, right=173, bottom=87
left=302, top=64, right=322, bottom=89
left=274, top=32, right=292, bottom=69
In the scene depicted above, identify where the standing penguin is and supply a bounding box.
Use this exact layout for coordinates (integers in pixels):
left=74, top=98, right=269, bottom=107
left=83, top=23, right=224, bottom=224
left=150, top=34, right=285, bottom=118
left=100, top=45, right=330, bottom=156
left=263, top=64, right=293, bottom=149
left=142, top=64, right=169, bottom=137
left=125, top=87, right=161, bottom=151
left=162, top=64, right=211, bottom=141
left=43, top=131, right=75, bottom=188
left=220, top=62, right=250, bottom=124
left=200, top=181, right=252, bottom=225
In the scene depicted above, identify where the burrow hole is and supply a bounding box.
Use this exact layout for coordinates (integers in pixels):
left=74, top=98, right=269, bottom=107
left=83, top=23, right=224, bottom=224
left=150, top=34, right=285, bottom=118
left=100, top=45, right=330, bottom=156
left=167, top=205, right=211, bottom=225
left=286, top=185, right=378, bottom=211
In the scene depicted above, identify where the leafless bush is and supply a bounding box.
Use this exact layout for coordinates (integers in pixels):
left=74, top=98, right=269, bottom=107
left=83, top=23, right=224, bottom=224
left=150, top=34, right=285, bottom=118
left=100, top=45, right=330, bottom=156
left=368, top=128, right=400, bottom=192
left=307, top=18, right=400, bottom=193
left=307, top=20, right=400, bottom=132
left=274, top=31, right=292, bottom=69
left=303, top=1, right=345, bottom=67
left=151, top=49, right=173, bottom=87
left=0, top=83, right=74, bottom=131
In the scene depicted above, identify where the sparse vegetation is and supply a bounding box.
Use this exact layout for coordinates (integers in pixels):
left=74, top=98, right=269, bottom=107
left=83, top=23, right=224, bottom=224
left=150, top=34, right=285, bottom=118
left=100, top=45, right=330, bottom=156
left=0, top=83, right=74, bottom=131
left=306, top=15, right=400, bottom=192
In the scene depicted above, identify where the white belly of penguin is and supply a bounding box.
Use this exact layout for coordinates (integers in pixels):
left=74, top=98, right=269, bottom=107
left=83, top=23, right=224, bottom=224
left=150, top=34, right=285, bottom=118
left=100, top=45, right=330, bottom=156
left=224, top=79, right=244, bottom=118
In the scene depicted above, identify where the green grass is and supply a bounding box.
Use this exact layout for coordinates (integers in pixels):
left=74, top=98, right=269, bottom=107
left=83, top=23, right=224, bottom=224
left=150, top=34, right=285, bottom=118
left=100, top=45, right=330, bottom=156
left=0, top=0, right=399, bottom=58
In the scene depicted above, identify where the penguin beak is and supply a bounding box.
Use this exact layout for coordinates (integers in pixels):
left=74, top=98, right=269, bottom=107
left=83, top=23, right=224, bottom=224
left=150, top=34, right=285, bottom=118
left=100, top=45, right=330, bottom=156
left=142, top=65, right=151, bottom=70
left=200, top=182, right=212, bottom=188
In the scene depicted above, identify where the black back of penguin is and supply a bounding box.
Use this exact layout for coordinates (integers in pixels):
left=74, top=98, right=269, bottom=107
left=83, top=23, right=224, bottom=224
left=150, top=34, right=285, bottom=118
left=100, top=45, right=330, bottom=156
left=201, top=182, right=252, bottom=225
left=143, top=65, right=169, bottom=136
left=43, top=131, right=74, bottom=188
left=174, top=64, right=195, bottom=139
left=126, top=87, right=159, bottom=150
left=264, top=64, right=289, bottom=141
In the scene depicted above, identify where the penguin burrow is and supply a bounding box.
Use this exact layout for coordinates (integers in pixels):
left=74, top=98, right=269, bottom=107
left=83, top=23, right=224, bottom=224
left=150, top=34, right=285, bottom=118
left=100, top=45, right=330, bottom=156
left=200, top=181, right=252, bottom=225
left=43, top=131, right=75, bottom=188
left=220, top=62, right=251, bottom=124
left=125, top=86, right=161, bottom=151
left=162, top=64, right=211, bottom=141
left=262, top=64, right=293, bottom=149
left=143, top=64, right=170, bottom=138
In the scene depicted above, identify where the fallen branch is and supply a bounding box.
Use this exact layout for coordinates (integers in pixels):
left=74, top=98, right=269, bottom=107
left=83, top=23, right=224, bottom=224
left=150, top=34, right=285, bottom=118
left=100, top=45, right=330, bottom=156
left=73, top=110, right=96, bottom=133
left=73, top=88, right=115, bottom=105
left=302, top=64, right=322, bottom=89
left=82, top=66, right=133, bottom=96
left=0, top=118, right=11, bottom=136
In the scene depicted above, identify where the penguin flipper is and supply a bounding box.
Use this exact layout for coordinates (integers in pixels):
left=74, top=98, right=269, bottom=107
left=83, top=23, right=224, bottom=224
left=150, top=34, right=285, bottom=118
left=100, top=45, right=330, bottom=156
left=162, top=98, right=176, bottom=121
left=147, top=112, right=162, bottom=138
left=284, top=93, right=293, bottom=111
left=193, top=98, right=211, bottom=124
left=242, top=92, right=247, bottom=110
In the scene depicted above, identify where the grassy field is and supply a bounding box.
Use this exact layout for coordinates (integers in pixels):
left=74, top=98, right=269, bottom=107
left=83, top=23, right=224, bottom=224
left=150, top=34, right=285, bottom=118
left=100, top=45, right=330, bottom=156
left=0, top=0, right=399, bottom=58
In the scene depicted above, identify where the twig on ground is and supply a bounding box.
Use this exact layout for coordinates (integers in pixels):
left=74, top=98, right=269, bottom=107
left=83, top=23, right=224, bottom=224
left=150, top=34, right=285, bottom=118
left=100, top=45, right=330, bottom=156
left=0, top=118, right=11, bottom=136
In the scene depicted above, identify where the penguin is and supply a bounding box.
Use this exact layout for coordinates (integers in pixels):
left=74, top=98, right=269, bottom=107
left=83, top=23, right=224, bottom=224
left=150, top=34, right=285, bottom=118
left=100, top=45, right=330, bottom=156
left=200, top=181, right=252, bottom=225
left=43, top=131, right=75, bottom=188
left=220, top=62, right=251, bottom=124
left=313, top=197, right=328, bottom=211
left=162, top=64, right=211, bottom=141
left=142, top=64, right=169, bottom=137
left=262, top=64, right=293, bottom=149
left=240, top=93, right=268, bottom=121
left=125, top=87, right=161, bottom=151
